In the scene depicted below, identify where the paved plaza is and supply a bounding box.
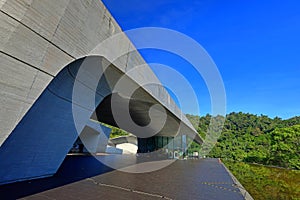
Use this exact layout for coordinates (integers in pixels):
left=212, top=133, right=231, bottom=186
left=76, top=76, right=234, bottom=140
left=0, top=156, right=249, bottom=200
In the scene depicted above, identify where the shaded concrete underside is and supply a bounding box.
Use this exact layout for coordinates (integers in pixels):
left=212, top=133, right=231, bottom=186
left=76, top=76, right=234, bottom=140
left=0, top=157, right=247, bottom=200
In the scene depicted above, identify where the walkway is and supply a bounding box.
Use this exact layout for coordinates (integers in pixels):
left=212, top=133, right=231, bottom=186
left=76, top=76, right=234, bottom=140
left=0, top=156, right=251, bottom=200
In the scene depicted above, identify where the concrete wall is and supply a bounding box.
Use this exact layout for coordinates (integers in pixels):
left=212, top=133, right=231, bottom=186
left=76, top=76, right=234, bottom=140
left=0, top=0, right=200, bottom=184
left=0, top=0, right=197, bottom=147
left=0, top=57, right=112, bottom=184
left=0, top=0, right=122, bottom=146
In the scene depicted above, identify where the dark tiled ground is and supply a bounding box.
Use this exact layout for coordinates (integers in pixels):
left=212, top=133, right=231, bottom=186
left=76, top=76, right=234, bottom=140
left=0, top=156, right=245, bottom=200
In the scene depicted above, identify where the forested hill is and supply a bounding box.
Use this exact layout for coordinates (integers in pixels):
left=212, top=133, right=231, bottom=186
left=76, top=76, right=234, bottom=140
left=186, top=112, right=300, bottom=169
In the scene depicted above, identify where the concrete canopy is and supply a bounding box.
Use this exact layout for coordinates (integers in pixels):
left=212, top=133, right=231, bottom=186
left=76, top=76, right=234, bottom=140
left=0, top=56, right=201, bottom=185
left=0, top=0, right=202, bottom=185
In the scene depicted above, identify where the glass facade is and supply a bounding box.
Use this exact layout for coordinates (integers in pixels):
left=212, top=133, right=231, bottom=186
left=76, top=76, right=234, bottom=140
left=137, top=135, right=187, bottom=159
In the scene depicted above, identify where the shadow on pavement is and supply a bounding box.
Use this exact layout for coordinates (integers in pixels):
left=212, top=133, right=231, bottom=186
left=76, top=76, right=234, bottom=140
left=0, top=155, right=114, bottom=199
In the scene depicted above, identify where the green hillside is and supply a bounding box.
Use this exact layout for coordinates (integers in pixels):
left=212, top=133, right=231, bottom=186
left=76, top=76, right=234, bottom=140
left=186, top=112, right=300, bottom=169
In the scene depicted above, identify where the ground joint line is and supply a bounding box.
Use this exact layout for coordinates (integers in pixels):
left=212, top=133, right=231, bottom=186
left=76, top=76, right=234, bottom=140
left=86, top=178, right=173, bottom=199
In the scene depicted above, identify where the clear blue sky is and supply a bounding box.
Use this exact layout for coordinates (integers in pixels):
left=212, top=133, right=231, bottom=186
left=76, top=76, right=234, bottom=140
left=102, top=0, right=300, bottom=119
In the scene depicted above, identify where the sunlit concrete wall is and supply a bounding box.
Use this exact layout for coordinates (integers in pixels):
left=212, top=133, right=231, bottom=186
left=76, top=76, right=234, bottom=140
left=0, top=0, right=125, bottom=146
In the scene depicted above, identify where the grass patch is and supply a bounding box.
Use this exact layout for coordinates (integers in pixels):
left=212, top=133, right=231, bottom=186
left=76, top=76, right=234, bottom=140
left=223, top=161, right=300, bottom=200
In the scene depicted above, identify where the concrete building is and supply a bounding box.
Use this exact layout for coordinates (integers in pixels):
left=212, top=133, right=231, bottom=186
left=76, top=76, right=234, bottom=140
left=0, top=0, right=202, bottom=185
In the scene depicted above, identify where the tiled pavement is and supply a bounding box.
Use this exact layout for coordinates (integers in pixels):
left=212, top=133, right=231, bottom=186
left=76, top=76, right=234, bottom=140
left=0, top=156, right=248, bottom=200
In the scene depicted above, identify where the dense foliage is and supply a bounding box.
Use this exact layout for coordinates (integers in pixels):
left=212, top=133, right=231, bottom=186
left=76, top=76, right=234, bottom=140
left=103, top=124, right=129, bottom=138
left=186, top=112, right=300, bottom=169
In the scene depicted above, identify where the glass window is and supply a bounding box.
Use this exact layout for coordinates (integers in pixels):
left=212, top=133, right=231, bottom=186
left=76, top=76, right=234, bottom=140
left=167, top=137, right=174, bottom=152
left=162, top=137, right=168, bottom=147
left=157, top=136, right=163, bottom=148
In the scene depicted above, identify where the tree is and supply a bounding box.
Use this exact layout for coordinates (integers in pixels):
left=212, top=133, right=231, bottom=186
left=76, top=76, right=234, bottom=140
left=186, top=112, right=300, bottom=169
left=269, top=125, right=300, bottom=169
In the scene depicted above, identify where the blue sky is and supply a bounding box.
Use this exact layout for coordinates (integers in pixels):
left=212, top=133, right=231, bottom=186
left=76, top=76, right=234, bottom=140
left=102, top=0, right=300, bottom=119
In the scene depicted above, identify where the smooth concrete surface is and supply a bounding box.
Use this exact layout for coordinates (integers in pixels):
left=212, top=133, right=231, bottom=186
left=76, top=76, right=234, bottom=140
left=110, top=135, right=138, bottom=154
left=116, top=143, right=138, bottom=154
left=0, top=156, right=250, bottom=200
left=0, top=0, right=199, bottom=147
left=110, top=135, right=138, bottom=146
left=96, top=124, right=112, bottom=153
left=105, top=146, right=123, bottom=154
left=78, top=126, right=104, bottom=154
left=0, top=0, right=202, bottom=184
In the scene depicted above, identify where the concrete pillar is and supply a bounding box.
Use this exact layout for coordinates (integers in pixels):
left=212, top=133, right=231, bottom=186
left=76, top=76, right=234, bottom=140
left=97, top=124, right=111, bottom=153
